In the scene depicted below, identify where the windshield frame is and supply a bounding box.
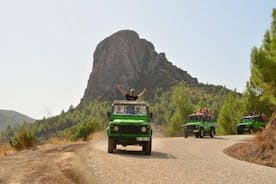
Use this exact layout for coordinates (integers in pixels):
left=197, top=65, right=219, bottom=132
left=112, top=104, right=148, bottom=116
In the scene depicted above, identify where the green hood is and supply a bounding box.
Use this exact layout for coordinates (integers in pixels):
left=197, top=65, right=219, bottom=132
left=112, top=119, right=148, bottom=125
left=184, top=121, right=203, bottom=126
left=236, top=121, right=252, bottom=127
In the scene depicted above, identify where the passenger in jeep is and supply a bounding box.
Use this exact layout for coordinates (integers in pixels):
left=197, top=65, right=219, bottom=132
left=117, top=84, right=146, bottom=101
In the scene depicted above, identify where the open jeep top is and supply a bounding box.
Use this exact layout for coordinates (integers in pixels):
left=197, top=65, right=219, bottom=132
left=236, top=115, right=267, bottom=134
left=187, top=114, right=212, bottom=121
left=112, top=100, right=149, bottom=106
left=107, top=100, right=152, bottom=155
left=183, top=114, right=216, bottom=138
left=241, top=115, right=260, bottom=122
left=111, top=100, right=149, bottom=117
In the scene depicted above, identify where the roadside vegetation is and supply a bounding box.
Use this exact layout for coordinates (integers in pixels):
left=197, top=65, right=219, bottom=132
left=12, top=128, right=36, bottom=150
left=225, top=9, right=276, bottom=167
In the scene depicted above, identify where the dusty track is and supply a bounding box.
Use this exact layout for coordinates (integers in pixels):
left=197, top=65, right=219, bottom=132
left=0, top=135, right=275, bottom=184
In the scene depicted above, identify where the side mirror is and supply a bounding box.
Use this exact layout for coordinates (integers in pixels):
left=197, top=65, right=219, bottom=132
left=107, top=112, right=111, bottom=118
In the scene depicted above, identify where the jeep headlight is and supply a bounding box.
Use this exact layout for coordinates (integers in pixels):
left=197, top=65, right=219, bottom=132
left=141, top=126, right=147, bottom=133
left=113, top=125, right=119, bottom=132
left=195, top=125, right=199, bottom=129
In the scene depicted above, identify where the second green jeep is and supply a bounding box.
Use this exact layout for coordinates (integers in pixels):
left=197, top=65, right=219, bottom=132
left=236, top=115, right=267, bottom=134
left=182, top=114, right=216, bottom=138
left=107, top=100, right=152, bottom=155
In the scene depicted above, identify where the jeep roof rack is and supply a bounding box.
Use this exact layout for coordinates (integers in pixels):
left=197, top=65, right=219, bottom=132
left=243, top=115, right=260, bottom=118
left=113, top=100, right=149, bottom=106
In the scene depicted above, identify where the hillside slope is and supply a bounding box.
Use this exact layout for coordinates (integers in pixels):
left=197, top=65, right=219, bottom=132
left=0, top=110, right=35, bottom=131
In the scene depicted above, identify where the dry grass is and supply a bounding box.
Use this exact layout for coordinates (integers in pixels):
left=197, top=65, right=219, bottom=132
left=0, top=144, right=16, bottom=157
left=225, top=113, right=276, bottom=168
left=48, top=137, right=70, bottom=145
left=87, top=131, right=106, bottom=142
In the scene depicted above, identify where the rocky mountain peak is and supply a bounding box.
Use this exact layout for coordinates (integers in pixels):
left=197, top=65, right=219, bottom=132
left=81, top=30, right=198, bottom=102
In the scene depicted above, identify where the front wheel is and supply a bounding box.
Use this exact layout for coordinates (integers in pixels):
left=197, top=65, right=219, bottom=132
left=199, top=128, right=204, bottom=138
left=237, top=130, right=243, bottom=135
left=143, top=139, right=152, bottom=155
left=209, top=128, right=215, bottom=138
left=108, top=137, right=116, bottom=153
left=184, top=132, right=188, bottom=138
left=249, top=127, right=254, bottom=134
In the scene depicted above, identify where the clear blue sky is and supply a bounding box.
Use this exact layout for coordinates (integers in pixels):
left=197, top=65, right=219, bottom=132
left=0, top=0, right=275, bottom=119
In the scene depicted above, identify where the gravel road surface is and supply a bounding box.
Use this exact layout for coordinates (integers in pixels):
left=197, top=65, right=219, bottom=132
left=0, top=135, right=275, bottom=184
left=85, top=135, right=276, bottom=184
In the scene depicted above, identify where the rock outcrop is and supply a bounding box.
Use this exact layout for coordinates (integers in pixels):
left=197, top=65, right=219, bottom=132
left=81, top=30, right=198, bottom=102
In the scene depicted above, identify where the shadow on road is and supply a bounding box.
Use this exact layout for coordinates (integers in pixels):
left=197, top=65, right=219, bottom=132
left=203, top=137, right=226, bottom=140
left=113, top=149, right=177, bottom=159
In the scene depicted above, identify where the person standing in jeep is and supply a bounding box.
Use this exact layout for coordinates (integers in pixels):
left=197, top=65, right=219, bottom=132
left=117, top=84, right=146, bottom=100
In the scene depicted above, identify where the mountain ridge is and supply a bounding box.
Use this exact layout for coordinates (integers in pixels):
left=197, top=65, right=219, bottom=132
left=0, top=109, right=35, bottom=131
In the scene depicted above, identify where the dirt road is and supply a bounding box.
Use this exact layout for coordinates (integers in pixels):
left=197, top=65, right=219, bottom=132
left=0, top=135, right=275, bottom=184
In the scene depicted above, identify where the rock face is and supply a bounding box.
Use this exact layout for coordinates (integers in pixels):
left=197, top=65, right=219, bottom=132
left=81, top=30, right=198, bottom=102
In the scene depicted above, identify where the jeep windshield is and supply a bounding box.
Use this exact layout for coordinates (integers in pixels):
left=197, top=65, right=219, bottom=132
left=241, top=116, right=259, bottom=122
left=113, top=104, right=147, bottom=116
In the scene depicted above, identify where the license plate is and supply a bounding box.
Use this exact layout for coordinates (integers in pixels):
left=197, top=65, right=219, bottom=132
left=136, top=137, right=150, bottom=141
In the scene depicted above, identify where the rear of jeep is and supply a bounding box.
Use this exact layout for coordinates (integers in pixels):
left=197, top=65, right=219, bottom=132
left=107, top=100, right=152, bottom=155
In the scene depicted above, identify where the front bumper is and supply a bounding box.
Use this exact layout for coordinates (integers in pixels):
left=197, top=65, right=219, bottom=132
left=109, top=136, right=151, bottom=146
left=236, top=126, right=249, bottom=132
left=183, top=127, right=200, bottom=133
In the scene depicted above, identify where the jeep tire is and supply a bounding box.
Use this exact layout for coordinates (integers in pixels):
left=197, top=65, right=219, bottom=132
left=199, top=128, right=204, bottom=138
left=143, top=139, right=152, bottom=155
left=209, top=128, right=215, bottom=138
left=237, top=130, right=243, bottom=135
left=184, top=132, right=188, bottom=138
left=108, top=137, right=116, bottom=153
left=249, top=127, right=254, bottom=134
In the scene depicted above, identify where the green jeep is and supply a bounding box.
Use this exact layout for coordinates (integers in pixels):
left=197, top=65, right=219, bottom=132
left=107, top=100, right=152, bottom=155
left=182, top=114, right=216, bottom=138
left=236, top=115, right=267, bottom=134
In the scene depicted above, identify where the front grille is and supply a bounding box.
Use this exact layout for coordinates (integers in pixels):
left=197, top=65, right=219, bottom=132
left=237, top=125, right=246, bottom=130
left=186, top=125, right=196, bottom=130
left=119, top=125, right=141, bottom=134
left=112, top=125, right=148, bottom=134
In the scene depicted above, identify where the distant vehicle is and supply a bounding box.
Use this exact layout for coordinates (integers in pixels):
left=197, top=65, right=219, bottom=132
left=236, top=115, right=268, bottom=134
left=182, top=114, right=216, bottom=138
left=106, top=100, right=153, bottom=155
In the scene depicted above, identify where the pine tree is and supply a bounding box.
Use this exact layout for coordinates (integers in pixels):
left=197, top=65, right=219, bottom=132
left=217, top=92, right=245, bottom=135
left=167, top=81, right=194, bottom=136
left=250, top=9, right=276, bottom=107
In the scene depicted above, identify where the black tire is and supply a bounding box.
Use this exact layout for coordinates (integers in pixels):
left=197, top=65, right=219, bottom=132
left=237, top=129, right=243, bottom=135
left=209, top=128, right=215, bottom=138
left=143, top=139, right=152, bottom=155
left=184, top=132, right=188, bottom=138
left=108, top=137, right=115, bottom=153
left=199, top=128, right=204, bottom=138
left=249, top=127, right=254, bottom=134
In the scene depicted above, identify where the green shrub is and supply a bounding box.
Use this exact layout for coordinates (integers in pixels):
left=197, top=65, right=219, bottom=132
left=70, top=118, right=100, bottom=141
left=12, top=128, right=36, bottom=150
